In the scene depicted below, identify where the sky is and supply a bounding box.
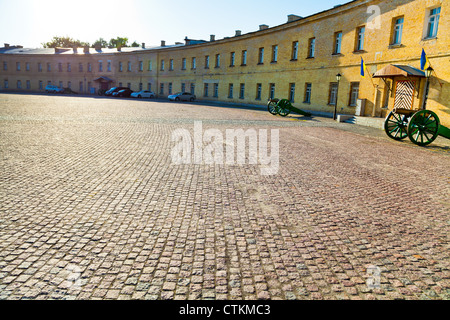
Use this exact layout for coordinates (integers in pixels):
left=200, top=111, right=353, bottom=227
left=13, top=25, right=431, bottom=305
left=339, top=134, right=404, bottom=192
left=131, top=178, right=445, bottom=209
left=0, top=0, right=348, bottom=48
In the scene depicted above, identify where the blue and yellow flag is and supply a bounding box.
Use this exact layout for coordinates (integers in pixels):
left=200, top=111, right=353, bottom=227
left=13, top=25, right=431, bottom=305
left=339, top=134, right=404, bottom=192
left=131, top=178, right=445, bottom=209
left=420, top=49, right=430, bottom=70
left=360, top=57, right=367, bottom=78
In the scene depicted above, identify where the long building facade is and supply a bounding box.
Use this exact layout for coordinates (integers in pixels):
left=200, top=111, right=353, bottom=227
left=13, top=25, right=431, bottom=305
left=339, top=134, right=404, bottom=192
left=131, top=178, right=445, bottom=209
left=1, top=0, right=449, bottom=126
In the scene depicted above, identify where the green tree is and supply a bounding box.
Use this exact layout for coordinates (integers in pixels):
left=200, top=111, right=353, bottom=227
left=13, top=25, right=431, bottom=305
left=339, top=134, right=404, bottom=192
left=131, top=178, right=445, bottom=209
left=42, top=36, right=89, bottom=48
left=131, top=41, right=140, bottom=47
left=92, top=38, right=108, bottom=48
left=108, top=37, right=129, bottom=48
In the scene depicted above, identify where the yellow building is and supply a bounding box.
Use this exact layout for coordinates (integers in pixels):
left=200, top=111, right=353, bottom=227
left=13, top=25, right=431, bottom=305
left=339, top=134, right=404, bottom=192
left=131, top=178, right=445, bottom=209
left=1, top=0, right=449, bottom=126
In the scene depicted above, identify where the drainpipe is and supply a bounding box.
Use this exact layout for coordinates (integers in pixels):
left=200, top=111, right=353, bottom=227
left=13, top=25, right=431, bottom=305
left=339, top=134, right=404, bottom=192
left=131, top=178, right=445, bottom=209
left=372, top=84, right=379, bottom=117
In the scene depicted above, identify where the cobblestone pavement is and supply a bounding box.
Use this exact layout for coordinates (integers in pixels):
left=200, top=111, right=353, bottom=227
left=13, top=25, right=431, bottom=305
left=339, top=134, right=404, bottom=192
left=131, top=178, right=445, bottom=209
left=0, top=93, right=449, bottom=300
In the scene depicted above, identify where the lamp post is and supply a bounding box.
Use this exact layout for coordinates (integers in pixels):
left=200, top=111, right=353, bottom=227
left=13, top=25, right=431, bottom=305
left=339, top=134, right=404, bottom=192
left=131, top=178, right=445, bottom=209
left=422, top=66, right=433, bottom=110
left=334, top=73, right=342, bottom=120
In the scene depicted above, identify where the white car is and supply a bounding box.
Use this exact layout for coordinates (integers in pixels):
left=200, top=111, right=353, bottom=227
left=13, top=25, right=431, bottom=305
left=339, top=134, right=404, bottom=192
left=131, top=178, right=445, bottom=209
left=168, top=92, right=196, bottom=102
left=131, top=90, right=155, bottom=99
left=45, top=85, right=64, bottom=93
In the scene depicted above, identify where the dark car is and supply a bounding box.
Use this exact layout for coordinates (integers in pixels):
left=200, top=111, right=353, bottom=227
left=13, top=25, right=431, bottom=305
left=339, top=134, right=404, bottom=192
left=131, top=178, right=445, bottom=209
left=105, top=87, right=128, bottom=96
left=115, top=89, right=134, bottom=98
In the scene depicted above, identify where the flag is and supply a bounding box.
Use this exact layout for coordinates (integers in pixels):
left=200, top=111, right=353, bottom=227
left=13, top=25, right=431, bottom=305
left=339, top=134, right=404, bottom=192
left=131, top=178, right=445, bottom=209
left=420, top=49, right=430, bottom=70
left=360, top=58, right=367, bottom=78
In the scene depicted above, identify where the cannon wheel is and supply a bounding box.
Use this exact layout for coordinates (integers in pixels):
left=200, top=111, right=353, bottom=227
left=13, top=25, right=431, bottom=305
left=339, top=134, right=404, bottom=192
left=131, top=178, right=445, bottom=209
left=277, top=99, right=291, bottom=117
left=384, top=111, right=409, bottom=141
left=408, top=110, right=440, bottom=146
left=267, top=99, right=279, bottom=115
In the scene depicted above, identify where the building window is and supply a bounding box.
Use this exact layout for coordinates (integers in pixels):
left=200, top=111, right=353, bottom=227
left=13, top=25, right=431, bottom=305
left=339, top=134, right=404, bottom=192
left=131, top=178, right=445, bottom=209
left=16, top=62, right=21, bottom=71
left=168, top=82, right=172, bottom=94
left=3, top=62, right=7, bottom=71
left=228, top=84, right=233, bottom=98
left=192, top=57, right=196, bottom=69
left=139, top=61, right=143, bottom=72
left=269, top=83, right=275, bottom=99
left=181, top=83, right=186, bottom=92
left=67, top=63, right=71, bottom=72
left=289, top=83, right=295, bottom=102
left=4, top=80, right=8, bottom=89
left=58, top=62, right=62, bottom=72
left=127, top=61, right=132, bottom=72
left=17, top=80, right=22, bottom=89
left=356, top=26, right=365, bottom=51
left=107, top=61, right=112, bottom=72
left=190, top=83, right=195, bottom=95
left=148, top=61, right=152, bottom=71
left=139, top=82, right=143, bottom=91
left=119, top=62, right=123, bottom=72
left=271, top=45, right=278, bottom=63
left=239, top=83, right=245, bottom=99
left=98, top=61, right=103, bottom=72
left=47, top=63, right=51, bottom=72
left=38, top=63, right=42, bottom=72
left=169, top=59, right=174, bottom=71
left=304, top=83, right=312, bottom=103
left=349, top=82, right=360, bottom=106
left=26, top=62, right=30, bottom=71
left=204, top=83, right=209, bottom=97
left=334, top=32, right=343, bottom=54
left=205, top=56, right=210, bottom=69
left=59, top=81, right=63, bottom=88
left=426, top=7, right=441, bottom=38
left=392, top=17, right=404, bottom=45
left=215, top=54, right=220, bottom=68
left=48, top=81, right=52, bottom=86
left=328, top=82, right=338, bottom=105
left=79, top=63, right=83, bottom=72
left=256, top=83, right=262, bottom=100
left=230, top=52, right=235, bottom=67
left=241, top=50, right=247, bottom=66
left=292, top=41, right=298, bottom=60
left=258, top=48, right=264, bottom=64
left=39, top=81, right=43, bottom=90
left=308, top=38, right=315, bottom=58
left=26, top=80, right=31, bottom=89
left=213, top=83, right=219, bottom=98
left=79, top=81, right=83, bottom=92
left=182, top=58, right=186, bottom=70
left=127, top=83, right=131, bottom=89
left=161, top=60, right=165, bottom=71
left=68, top=81, right=71, bottom=89
left=147, top=83, right=152, bottom=91
left=88, top=63, right=92, bottom=72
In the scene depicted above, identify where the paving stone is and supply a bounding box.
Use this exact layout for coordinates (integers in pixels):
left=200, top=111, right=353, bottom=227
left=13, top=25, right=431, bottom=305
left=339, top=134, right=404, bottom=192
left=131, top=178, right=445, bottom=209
left=0, top=94, right=448, bottom=300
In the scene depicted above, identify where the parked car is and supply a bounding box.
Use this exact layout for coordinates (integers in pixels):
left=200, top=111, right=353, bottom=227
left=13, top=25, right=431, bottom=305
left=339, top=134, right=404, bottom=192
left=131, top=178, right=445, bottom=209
left=105, top=87, right=128, bottom=96
left=113, top=89, right=134, bottom=98
left=131, top=90, right=156, bottom=99
left=168, top=92, right=196, bottom=102
left=45, top=85, right=64, bottom=93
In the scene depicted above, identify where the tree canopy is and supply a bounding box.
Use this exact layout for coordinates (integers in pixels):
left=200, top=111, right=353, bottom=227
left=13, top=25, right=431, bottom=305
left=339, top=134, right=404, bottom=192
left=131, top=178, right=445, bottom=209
left=42, top=36, right=141, bottom=48
left=42, top=36, right=90, bottom=48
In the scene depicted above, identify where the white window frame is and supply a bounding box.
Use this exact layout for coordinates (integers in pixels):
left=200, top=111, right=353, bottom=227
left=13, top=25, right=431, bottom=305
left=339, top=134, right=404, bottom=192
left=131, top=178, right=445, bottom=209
left=356, top=26, right=365, bottom=51
left=292, top=41, right=298, bottom=60
left=334, top=32, right=342, bottom=54
left=426, top=7, right=441, bottom=38
left=393, top=17, right=404, bottom=45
